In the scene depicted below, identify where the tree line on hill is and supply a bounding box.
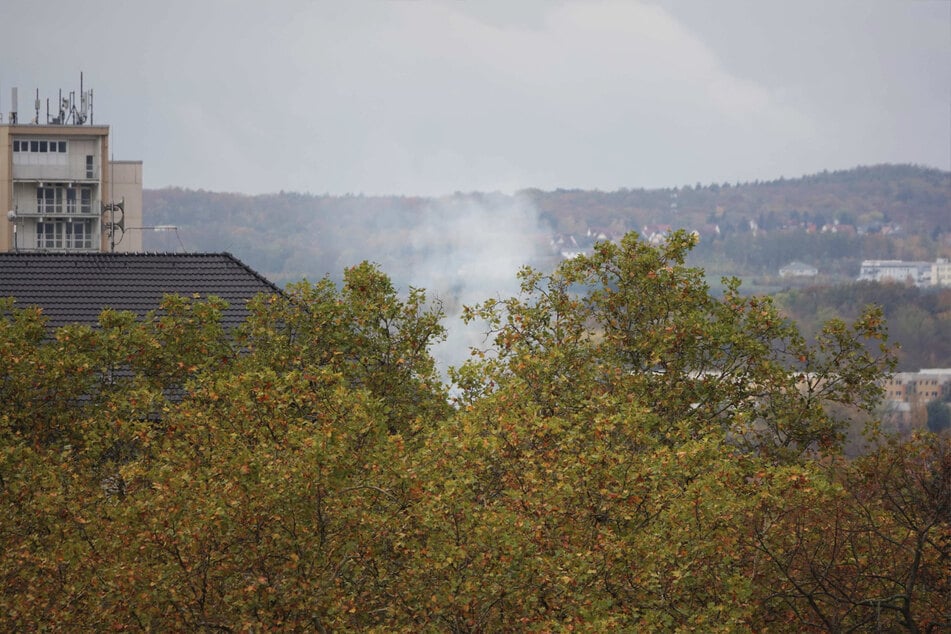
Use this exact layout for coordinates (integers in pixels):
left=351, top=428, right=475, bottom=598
left=2, top=233, right=947, bottom=631
left=143, top=164, right=950, bottom=288
left=143, top=164, right=951, bottom=369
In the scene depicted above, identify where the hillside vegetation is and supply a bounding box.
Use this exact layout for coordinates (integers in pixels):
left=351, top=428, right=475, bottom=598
left=144, top=164, right=951, bottom=287
left=144, top=163, right=951, bottom=369
left=776, top=283, right=951, bottom=371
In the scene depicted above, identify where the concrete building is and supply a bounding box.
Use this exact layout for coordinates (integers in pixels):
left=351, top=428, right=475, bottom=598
left=1, top=79, right=142, bottom=253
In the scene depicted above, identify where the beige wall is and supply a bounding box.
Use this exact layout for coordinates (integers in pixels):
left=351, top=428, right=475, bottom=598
left=109, top=160, right=144, bottom=252
left=1, top=125, right=11, bottom=250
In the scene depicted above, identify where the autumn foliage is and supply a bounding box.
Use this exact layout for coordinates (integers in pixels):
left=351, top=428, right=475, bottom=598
left=1, top=233, right=947, bottom=631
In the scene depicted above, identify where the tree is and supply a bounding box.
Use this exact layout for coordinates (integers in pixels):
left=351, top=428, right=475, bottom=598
left=455, top=230, right=893, bottom=462
left=237, top=261, right=451, bottom=437
left=0, top=268, right=449, bottom=630
left=3, top=233, right=947, bottom=632
left=403, top=230, right=905, bottom=630
left=749, top=433, right=949, bottom=631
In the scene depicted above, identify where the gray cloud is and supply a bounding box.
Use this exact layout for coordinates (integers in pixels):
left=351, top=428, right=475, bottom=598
left=2, top=0, right=947, bottom=195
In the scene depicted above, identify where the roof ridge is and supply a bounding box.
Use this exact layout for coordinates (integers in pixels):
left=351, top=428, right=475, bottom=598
left=0, top=252, right=283, bottom=329
left=220, top=252, right=283, bottom=293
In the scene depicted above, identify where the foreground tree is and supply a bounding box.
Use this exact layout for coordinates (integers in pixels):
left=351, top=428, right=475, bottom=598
left=389, top=230, right=920, bottom=631
left=1, top=234, right=946, bottom=631
left=0, top=264, right=448, bottom=630
left=453, top=231, right=892, bottom=461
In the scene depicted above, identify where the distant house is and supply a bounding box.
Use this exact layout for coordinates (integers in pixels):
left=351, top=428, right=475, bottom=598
left=642, top=224, right=672, bottom=245
left=0, top=252, right=281, bottom=331
left=779, top=261, right=818, bottom=278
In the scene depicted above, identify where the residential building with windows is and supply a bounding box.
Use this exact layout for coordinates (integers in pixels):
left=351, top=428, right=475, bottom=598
left=880, top=369, right=951, bottom=431
left=1, top=81, right=143, bottom=253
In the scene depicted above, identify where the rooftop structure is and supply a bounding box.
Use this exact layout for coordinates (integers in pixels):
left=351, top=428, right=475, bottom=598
left=1, top=75, right=143, bottom=253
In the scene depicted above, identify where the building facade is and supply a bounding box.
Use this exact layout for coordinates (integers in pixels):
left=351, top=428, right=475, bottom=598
left=881, top=369, right=951, bottom=431
left=1, top=82, right=142, bottom=253
left=857, top=260, right=932, bottom=286
left=932, top=258, right=951, bottom=288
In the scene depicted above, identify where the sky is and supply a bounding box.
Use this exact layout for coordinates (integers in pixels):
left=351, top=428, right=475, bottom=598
left=2, top=0, right=949, bottom=197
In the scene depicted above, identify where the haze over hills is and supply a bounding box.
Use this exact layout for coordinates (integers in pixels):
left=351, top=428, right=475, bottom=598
left=142, top=163, right=951, bottom=372
left=144, top=163, right=949, bottom=289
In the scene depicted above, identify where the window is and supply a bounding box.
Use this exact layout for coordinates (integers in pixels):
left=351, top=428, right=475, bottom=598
left=36, top=222, right=49, bottom=248
left=36, top=221, right=63, bottom=249
left=68, top=222, right=83, bottom=249
left=37, top=187, right=57, bottom=214
left=70, top=221, right=94, bottom=249
left=86, top=155, right=94, bottom=178
left=66, top=188, right=77, bottom=214
left=36, top=187, right=80, bottom=215
left=12, top=139, right=66, bottom=156
left=80, top=188, right=92, bottom=214
left=36, top=219, right=93, bottom=250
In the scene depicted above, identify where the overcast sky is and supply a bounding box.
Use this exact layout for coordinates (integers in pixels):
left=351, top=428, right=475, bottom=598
left=3, top=0, right=949, bottom=196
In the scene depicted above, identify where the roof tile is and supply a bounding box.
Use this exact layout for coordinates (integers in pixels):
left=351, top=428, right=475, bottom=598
left=0, top=252, right=281, bottom=330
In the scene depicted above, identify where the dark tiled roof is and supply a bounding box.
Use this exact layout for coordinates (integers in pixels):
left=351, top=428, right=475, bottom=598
left=0, top=252, right=281, bottom=330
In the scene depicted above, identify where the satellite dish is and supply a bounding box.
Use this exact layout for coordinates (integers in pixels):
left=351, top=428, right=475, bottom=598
left=6, top=210, right=15, bottom=221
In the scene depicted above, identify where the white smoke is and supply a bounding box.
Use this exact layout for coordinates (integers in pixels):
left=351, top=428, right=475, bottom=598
left=403, top=193, right=552, bottom=378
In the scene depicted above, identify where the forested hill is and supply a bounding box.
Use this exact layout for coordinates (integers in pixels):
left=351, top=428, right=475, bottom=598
left=533, top=163, right=949, bottom=241
left=144, top=163, right=950, bottom=286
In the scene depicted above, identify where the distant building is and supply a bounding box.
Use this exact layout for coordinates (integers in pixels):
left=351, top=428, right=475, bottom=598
left=1, top=78, right=143, bottom=253
left=779, top=261, right=818, bottom=278
left=881, top=369, right=951, bottom=432
left=857, top=260, right=932, bottom=286
left=932, top=258, right=951, bottom=287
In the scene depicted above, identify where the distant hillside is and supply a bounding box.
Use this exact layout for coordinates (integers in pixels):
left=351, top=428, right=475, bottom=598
left=531, top=164, right=950, bottom=237
left=144, top=164, right=950, bottom=287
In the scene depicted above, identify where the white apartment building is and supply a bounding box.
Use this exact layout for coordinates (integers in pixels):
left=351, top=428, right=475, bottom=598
left=857, top=260, right=934, bottom=286
left=1, top=80, right=142, bottom=253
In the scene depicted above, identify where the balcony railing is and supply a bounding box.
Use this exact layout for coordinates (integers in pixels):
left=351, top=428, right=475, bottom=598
left=12, top=163, right=100, bottom=182
left=16, top=205, right=101, bottom=219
